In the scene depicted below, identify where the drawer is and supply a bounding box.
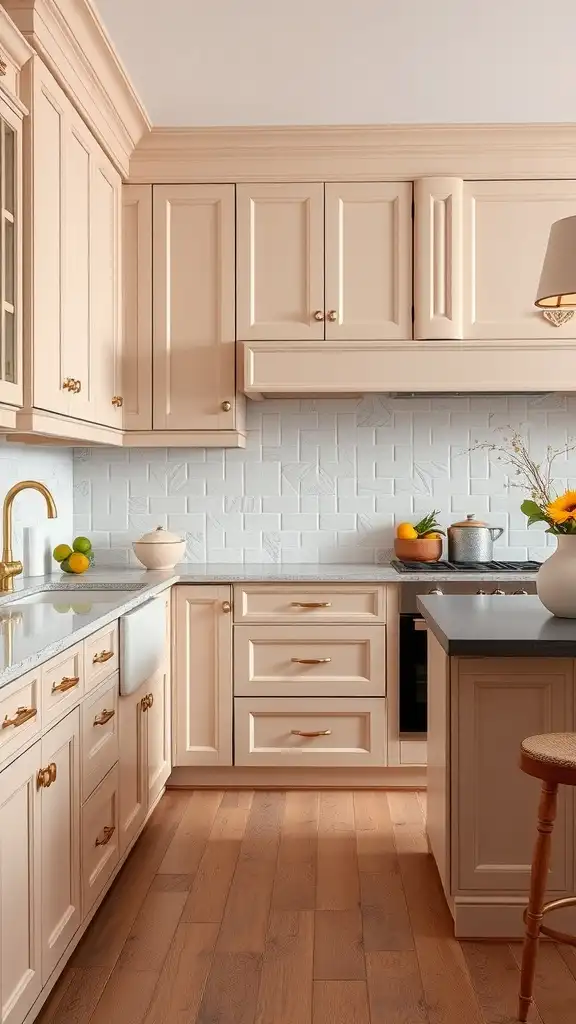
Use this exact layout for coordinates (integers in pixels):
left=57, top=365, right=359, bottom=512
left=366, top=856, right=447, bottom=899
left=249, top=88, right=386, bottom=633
left=234, top=625, right=385, bottom=697
left=233, top=584, right=386, bottom=624
left=85, top=621, right=119, bottom=692
left=0, top=667, right=41, bottom=768
left=42, top=643, right=84, bottom=726
left=81, top=764, right=119, bottom=916
left=234, top=697, right=387, bottom=767
left=81, top=673, right=119, bottom=801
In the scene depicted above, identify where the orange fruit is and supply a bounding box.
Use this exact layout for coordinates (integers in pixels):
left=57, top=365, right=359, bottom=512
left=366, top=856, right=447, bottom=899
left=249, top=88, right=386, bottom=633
left=396, top=523, right=418, bottom=540
left=67, top=552, right=90, bottom=574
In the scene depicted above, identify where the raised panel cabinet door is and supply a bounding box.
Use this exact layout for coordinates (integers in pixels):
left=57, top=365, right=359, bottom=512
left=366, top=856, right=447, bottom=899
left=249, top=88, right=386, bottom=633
left=153, top=184, right=236, bottom=430
left=40, top=708, right=81, bottom=982
left=173, top=585, right=233, bottom=766
left=462, top=179, right=576, bottom=339
left=453, top=658, right=574, bottom=894
left=236, top=182, right=325, bottom=341
left=414, top=177, right=464, bottom=340
left=146, top=667, right=171, bottom=808
left=325, top=182, right=413, bottom=340
left=0, top=95, right=23, bottom=408
left=122, top=185, right=152, bottom=430
left=0, top=742, right=42, bottom=1024
left=90, top=150, right=122, bottom=428
left=118, top=682, right=147, bottom=857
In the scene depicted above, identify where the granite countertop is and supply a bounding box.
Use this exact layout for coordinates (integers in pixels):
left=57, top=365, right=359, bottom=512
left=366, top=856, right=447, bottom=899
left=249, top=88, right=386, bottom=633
left=418, top=595, right=576, bottom=657
left=174, top=562, right=539, bottom=584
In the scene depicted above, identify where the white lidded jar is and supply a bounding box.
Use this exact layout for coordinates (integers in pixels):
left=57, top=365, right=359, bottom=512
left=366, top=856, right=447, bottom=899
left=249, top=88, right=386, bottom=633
left=537, top=534, right=576, bottom=618
left=133, top=526, right=185, bottom=570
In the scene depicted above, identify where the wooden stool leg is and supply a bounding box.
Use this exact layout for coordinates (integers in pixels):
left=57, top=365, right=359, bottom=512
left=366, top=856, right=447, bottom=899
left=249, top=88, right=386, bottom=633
left=518, top=780, right=559, bottom=1022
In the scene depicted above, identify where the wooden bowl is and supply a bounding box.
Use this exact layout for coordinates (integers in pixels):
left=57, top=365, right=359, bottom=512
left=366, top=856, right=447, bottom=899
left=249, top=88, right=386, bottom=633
left=394, top=537, right=443, bottom=562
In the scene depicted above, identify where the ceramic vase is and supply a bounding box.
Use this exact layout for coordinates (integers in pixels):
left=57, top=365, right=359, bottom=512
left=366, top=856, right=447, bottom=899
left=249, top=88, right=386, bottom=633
left=537, top=534, right=576, bottom=618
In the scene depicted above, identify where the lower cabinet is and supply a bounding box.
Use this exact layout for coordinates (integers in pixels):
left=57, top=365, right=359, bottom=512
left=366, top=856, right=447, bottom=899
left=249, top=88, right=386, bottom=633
left=81, top=765, right=119, bottom=917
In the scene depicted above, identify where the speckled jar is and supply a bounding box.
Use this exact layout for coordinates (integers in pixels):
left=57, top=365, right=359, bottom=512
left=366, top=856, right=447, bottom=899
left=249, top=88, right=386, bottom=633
left=537, top=535, right=576, bottom=618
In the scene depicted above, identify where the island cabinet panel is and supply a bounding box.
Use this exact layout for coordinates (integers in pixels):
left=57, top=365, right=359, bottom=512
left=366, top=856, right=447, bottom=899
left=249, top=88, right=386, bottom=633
left=173, top=585, right=233, bottom=766
left=453, top=657, right=574, bottom=894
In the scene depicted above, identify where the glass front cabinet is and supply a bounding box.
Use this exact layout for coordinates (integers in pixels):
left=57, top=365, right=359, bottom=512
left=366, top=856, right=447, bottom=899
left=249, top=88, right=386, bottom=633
left=0, top=92, right=22, bottom=408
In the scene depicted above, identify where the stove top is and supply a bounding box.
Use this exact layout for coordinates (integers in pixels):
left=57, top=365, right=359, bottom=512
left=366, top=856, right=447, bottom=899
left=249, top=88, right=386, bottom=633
left=390, top=559, right=541, bottom=574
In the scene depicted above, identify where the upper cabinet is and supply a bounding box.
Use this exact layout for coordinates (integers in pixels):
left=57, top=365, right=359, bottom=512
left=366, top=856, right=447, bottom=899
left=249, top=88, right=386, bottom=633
left=236, top=181, right=413, bottom=342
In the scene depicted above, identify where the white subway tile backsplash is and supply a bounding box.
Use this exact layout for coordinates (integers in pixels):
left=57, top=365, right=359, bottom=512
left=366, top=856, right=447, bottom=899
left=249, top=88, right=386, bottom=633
left=72, top=396, right=576, bottom=565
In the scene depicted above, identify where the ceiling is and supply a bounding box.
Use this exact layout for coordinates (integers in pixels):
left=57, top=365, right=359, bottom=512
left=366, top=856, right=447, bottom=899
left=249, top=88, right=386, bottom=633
left=94, top=0, right=576, bottom=127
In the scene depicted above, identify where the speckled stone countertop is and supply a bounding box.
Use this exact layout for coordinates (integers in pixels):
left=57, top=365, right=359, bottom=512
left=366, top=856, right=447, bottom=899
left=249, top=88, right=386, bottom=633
left=173, top=562, right=540, bottom=584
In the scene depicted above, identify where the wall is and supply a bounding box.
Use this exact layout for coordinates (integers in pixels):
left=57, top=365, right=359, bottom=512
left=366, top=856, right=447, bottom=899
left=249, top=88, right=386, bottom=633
left=0, top=442, right=74, bottom=575
left=73, top=395, right=575, bottom=566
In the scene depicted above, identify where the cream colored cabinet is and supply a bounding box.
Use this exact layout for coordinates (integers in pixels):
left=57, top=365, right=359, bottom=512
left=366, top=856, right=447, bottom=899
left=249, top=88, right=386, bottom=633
left=152, top=184, right=237, bottom=431
left=146, top=664, right=171, bottom=808
left=236, top=181, right=412, bottom=342
left=0, top=742, right=42, bottom=1024
left=122, top=184, right=152, bottom=430
left=118, top=682, right=147, bottom=857
left=0, top=95, right=23, bottom=410
left=40, top=709, right=81, bottom=982
left=173, top=585, right=233, bottom=766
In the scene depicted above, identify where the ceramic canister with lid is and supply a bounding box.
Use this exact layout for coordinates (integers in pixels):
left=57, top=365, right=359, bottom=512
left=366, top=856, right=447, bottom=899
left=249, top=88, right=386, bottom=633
left=132, top=526, right=185, bottom=570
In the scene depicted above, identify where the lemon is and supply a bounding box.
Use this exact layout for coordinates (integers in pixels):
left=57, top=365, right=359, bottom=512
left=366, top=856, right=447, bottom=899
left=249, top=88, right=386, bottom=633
left=53, top=543, right=73, bottom=563
left=396, top=523, right=418, bottom=540
left=67, top=552, right=90, bottom=574
left=422, top=532, right=440, bottom=539
left=73, top=536, right=92, bottom=554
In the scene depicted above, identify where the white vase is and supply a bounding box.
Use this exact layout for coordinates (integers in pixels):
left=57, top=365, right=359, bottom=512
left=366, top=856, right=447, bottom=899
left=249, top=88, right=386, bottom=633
left=537, top=534, right=576, bottom=617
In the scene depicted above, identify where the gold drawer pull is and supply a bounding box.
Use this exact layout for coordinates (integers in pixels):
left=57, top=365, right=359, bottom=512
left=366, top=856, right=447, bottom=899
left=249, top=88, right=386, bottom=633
left=291, top=657, right=331, bottom=665
left=291, top=602, right=332, bottom=609
left=51, top=675, right=80, bottom=694
left=291, top=729, right=332, bottom=738
left=92, top=650, right=114, bottom=665
left=141, top=693, right=154, bottom=712
left=147, top=692, right=154, bottom=709
left=37, top=762, right=57, bottom=788
left=95, top=825, right=115, bottom=847
left=2, top=706, right=37, bottom=730
left=93, top=708, right=115, bottom=727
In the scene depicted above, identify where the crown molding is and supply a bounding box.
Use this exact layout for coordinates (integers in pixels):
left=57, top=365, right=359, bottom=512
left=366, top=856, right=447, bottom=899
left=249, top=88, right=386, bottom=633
left=3, top=0, right=150, bottom=175
left=130, top=123, right=576, bottom=183
left=0, top=6, right=33, bottom=69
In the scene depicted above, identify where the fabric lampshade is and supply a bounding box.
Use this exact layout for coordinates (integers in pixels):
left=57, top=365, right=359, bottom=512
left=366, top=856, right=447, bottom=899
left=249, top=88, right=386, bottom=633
left=535, top=215, right=576, bottom=308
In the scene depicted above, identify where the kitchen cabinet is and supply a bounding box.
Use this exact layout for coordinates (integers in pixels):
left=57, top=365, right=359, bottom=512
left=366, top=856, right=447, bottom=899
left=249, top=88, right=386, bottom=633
left=146, top=663, right=171, bottom=809
left=118, top=682, right=147, bottom=857
left=236, top=181, right=412, bottom=342
left=122, top=184, right=152, bottom=430
left=0, top=92, right=23, bottom=410
left=39, top=709, right=81, bottom=981
left=173, top=585, right=233, bottom=766
left=0, top=742, right=42, bottom=1024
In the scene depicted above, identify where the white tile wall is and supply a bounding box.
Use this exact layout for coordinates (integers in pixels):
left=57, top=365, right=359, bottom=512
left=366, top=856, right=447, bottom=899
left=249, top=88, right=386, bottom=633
left=0, top=442, right=73, bottom=574
left=72, top=395, right=576, bottom=565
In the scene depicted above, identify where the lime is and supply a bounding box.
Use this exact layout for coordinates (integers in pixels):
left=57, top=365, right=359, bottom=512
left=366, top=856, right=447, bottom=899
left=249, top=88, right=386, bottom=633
left=73, top=536, right=92, bottom=554
left=68, top=552, right=90, bottom=574
left=53, top=543, right=73, bottom=563
left=53, top=603, right=71, bottom=613
left=60, top=558, right=74, bottom=574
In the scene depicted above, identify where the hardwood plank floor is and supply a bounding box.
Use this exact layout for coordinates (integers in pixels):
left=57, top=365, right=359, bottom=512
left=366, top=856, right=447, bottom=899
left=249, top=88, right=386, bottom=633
left=37, top=789, right=576, bottom=1024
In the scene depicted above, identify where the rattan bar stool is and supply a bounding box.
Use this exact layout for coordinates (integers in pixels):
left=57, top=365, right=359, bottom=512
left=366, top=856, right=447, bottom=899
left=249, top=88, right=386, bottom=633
left=518, top=732, right=576, bottom=1022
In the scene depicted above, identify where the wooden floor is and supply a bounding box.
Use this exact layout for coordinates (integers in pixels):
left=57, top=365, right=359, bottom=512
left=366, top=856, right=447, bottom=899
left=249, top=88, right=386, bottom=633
left=37, top=789, right=576, bottom=1024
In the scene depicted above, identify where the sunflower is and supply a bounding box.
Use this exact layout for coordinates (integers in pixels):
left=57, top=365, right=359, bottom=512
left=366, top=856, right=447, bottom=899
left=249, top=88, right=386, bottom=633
left=546, top=490, right=576, bottom=524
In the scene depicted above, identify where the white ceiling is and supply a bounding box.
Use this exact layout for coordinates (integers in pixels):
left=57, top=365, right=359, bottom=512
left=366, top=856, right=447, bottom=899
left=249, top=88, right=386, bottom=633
left=94, top=0, right=576, bottom=127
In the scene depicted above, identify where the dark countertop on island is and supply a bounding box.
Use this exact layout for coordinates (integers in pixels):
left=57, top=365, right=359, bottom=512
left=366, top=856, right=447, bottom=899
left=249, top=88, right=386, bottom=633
left=417, top=595, right=576, bottom=657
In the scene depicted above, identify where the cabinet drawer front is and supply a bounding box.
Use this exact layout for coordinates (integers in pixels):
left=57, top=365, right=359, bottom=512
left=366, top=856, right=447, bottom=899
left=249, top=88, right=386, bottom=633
left=41, top=644, right=84, bottom=725
left=85, top=621, right=119, bottom=692
left=81, top=764, right=119, bottom=916
left=234, top=625, right=385, bottom=697
left=81, top=674, right=119, bottom=801
left=233, top=584, right=386, bottom=624
left=234, top=697, right=387, bottom=767
left=0, top=667, right=41, bottom=768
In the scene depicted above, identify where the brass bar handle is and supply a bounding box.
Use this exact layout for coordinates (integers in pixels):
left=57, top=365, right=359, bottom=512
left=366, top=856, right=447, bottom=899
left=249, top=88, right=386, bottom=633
left=291, top=601, right=332, bottom=609
left=291, top=657, right=331, bottom=665
left=327, top=310, right=338, bottom=322
left=95, top=825, right=115, bottom=847
left=2, top=705, right=37, bottom=730
left=93, top=708, right=115, bottom=727
left=92, top=650, right=114, bottom=665
left=51, top=675, right=80, bottom=694
left=291, top=729, right=332, bottom=738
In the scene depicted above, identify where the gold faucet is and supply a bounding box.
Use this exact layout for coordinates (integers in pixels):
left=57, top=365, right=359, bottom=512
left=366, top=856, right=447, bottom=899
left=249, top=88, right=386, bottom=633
left=0, top=481, right=57, bottom=591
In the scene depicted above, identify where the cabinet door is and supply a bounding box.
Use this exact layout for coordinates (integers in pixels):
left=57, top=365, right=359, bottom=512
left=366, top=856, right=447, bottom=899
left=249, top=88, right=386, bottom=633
left=153, top=184, right=236, bottom=430
left=90, top=150, right=122, bottom=428
left=454, top=658, right=574, bottom=893
left=146, top=667, right=171, bottom=808
left=118, top=683, right=147, bottom=857
left=40, top=708, right=81, bottom=981
left=62, top=107, right=92, bottom=422
left=0, top=742, right=42, bottom=1024
left=122, top=184, right=152, bottom=430
left=236, top=183, right=325, bottom=341
left=0, top=97, right=22, bottom=408
left=463, top=180, right=576, bottom=339
left=173, top=585, right=233, bottom=766
left=325, top=182, right=412, bottom=340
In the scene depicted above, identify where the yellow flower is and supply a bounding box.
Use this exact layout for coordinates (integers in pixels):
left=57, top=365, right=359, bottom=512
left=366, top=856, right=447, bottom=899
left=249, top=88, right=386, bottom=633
left=546, top=490, right=576, bottom=524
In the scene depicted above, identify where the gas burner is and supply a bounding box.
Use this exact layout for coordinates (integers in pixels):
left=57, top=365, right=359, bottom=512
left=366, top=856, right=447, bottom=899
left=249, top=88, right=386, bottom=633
left=390, top=559, right=541, bottom=574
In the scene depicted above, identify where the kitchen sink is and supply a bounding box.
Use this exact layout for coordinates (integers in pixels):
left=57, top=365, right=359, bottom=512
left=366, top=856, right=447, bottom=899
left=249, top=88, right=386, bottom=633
left=0, top=582, right=147, bottom=611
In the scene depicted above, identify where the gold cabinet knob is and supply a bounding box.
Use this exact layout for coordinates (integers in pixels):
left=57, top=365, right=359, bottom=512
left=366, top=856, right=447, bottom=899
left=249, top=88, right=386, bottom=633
left=147, top=692, right=154, bottom=708
left=37, top=762, right=57, bottom=788
left=112, top=396, right=123, bottom=408
left=327, top=310, right=338, bottom=322
left=74, top=379, right=82, bottom=393
left=222, top=600, right=231, bottom=613
left=62, top=377, right=74, bottom=391
left=95, top=825, right=115, bottom=847
left=221, top=400, right=232, bottom=412
left=313, top=310, right=325, bottom=322
left=93, top=708, right=115, bottom=726
left=141, top=694, right=150, bottom=712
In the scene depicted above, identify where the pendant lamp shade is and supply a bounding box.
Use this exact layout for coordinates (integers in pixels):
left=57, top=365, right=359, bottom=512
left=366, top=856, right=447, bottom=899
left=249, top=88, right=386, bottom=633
left=535, top=215, right=576, bottom=308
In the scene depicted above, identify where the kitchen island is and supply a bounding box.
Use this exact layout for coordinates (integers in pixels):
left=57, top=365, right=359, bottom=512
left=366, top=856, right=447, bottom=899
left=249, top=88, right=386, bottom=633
left=419, top=594, right=576, bottom=939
